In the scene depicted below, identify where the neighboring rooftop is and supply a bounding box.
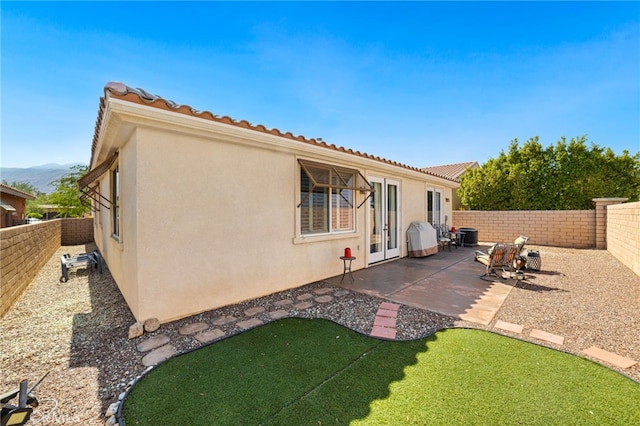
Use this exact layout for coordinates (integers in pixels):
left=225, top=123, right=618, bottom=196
left=421, top=161, right=479, bottom=182
left=92, top=82, right=459, bottom=183
left=0, top=183, right=36, bottom=200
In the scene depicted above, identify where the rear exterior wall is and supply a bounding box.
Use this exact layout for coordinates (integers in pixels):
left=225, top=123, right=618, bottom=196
left=93, top=122, right=455, bottom=323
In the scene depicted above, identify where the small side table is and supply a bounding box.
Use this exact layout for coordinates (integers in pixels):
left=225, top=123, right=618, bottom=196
left=340, top=256, right=356, bottom=284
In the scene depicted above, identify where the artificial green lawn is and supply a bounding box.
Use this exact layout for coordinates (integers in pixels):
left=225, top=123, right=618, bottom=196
left=122, top=318, right=640, bottom=425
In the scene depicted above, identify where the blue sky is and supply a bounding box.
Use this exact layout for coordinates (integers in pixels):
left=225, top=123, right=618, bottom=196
left=2, top=1, right=639, bottom=169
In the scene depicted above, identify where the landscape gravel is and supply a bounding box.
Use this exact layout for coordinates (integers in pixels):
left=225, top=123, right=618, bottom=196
left=1, top=243, right=638, bottom=425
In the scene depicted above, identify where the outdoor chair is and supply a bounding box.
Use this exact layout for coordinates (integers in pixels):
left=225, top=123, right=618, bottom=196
left=513, top=235, right=529, bottom=252
left=474, top=236, right=529, bottom=281
left=434, top=223, right=452, bottom=252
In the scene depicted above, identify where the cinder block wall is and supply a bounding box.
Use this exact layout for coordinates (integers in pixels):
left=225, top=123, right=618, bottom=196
left=0, top=218, right=94, bottom=318
left=452, top=210, right=596, bottom=248
left=61, top=218, right=95, bottom=245
left=606, top=201, right=640, bottom=276
left=1, top=221, right=61, bottom=317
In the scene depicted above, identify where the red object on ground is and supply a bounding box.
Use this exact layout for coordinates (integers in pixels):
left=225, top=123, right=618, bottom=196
left=344, top=248, right=352, bottom=258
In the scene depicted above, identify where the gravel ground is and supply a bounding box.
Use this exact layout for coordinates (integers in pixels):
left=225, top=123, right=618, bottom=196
left=487, top=244, right=640, bottom=382
left=1, top=243, right=638, bottom=425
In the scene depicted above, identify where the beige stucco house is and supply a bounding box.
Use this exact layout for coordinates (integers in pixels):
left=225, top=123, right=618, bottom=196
left=80, top=82, right=459, bottom=323
left=422, top=161, right=479, bottom=211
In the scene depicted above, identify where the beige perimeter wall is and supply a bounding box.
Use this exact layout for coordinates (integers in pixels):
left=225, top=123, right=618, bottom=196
left=0, top=218, right=94, bottom=318
left=606, top=201, right=640, bottom=276
left=452, top=210, right=596, bottom=248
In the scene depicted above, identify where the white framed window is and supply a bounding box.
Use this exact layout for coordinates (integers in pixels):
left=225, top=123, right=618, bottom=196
left=298, top=160, right=357, bottom=235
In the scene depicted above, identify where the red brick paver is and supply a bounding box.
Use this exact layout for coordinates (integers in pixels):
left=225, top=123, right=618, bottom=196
left=370, top=325, right=397, bottom=339
left=379, top=302, right=400, bottom=311
left=377, top=308, right=398, bottom=318
left=373, top=316, right=397, bottom=328
left=370, top=302, right=400, bottom=340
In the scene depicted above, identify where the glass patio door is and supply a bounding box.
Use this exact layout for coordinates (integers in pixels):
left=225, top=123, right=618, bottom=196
left=369, top=177, right=401, bottom=263
left=427, top=188, right=444, bottom=227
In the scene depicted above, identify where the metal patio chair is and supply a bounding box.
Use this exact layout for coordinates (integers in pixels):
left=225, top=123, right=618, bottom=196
left=434, top=223, right=452, bottom=252
left=474, top=236, right=529, bottom=281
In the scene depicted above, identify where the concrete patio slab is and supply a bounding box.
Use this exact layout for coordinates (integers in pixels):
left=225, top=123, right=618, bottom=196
left=327, top=246, right=513, bottom=325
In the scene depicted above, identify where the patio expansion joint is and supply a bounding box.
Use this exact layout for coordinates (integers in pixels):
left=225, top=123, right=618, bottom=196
left=385, top=279, right=428, bottom=298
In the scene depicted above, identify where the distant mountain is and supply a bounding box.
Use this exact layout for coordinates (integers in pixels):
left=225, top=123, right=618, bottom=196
left=30, top=163, right=81, bottom=170
left=1, top=163, right=87, bottom=194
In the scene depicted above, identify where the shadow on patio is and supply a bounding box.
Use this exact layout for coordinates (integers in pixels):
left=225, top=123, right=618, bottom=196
left=324, top=244, right=514, bottom=325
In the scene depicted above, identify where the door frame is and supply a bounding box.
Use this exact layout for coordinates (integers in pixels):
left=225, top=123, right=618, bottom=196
left=368, top=176, right=401, bottom=264
left=427, top=187, right=445, bottom=227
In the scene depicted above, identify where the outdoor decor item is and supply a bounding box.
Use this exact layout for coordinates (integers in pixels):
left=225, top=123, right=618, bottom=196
left=526, top=250, right=542, bottom=271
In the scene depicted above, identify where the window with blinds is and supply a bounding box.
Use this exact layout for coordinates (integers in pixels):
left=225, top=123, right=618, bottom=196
left=299, top=161, right=357, bottom=235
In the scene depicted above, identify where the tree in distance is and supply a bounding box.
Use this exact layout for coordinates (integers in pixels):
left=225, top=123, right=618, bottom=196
left=458, top=136, right=640, bottom=210
left=48, top=165, right=91, bottom=217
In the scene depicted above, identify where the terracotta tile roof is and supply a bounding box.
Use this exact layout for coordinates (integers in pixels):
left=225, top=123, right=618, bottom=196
left=421, top=161, right=478, bottom=182
left=90, top=82, right=458, bottom=183
left=0, top=183, right=36, bottom=200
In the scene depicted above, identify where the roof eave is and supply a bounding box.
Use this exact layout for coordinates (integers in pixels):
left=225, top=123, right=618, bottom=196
left=88, top=82, right=460, bottom=184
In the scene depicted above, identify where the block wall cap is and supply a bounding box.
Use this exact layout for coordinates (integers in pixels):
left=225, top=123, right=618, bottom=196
left=592, top=198, right=628, bottom=202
